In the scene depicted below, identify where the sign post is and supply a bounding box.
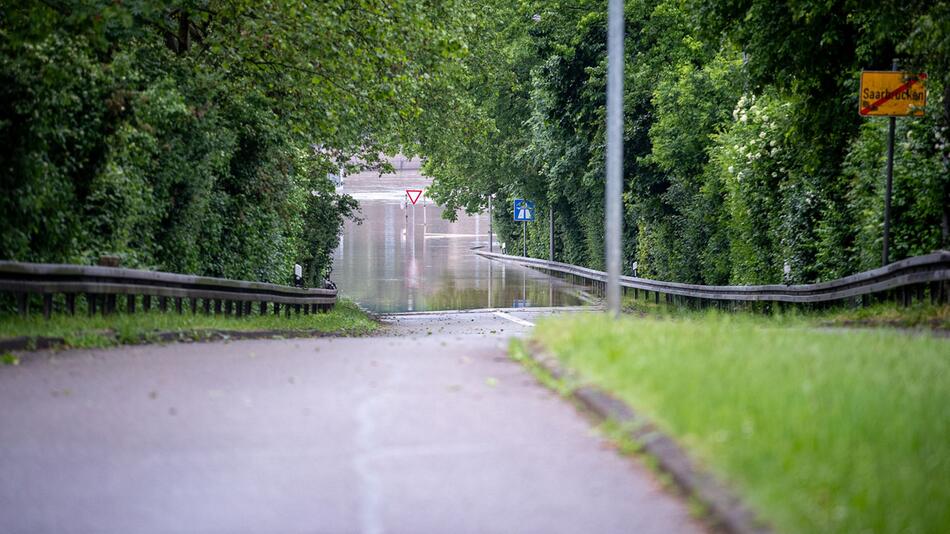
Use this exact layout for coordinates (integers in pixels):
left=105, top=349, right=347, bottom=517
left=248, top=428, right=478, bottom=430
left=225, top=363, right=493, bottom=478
left=859, top=66, right=927, bottom=266
left=513, top=199, right=535, bottom=257
left=488, top=195, right=493, bottom=252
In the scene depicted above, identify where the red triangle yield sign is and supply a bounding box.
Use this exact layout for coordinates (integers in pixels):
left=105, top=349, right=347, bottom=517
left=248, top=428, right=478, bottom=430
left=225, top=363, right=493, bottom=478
left=406, top=189, right=423, bottom=205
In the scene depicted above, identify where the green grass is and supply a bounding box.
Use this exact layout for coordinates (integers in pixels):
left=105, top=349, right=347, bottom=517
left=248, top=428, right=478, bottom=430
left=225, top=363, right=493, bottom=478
left=821, top=302, right=950, bottom=330
left=622, top=292, right=950, bottom=330
left=0, top=299, right=377, bottom=351
left=531, top=312, right=950, bottom=534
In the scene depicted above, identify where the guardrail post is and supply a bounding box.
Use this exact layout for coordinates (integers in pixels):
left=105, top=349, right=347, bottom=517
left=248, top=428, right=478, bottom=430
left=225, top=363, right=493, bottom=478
left=105, top=294, right=116, bottom=315
left=15, top=292, right=27, bottom=317
left=42, top=293, right=52, bottom=320
left=175, top=297, right=183, bottom=314
left=87, top=293, right=97, bottom=316
left=303, top=303, right=310, bottom=315
left=159, top=296, right=168, bottom=312
left=214, top=299, right=222, bottom=315
left=66, top=293, right=76, bottom=315
left=294, top=304, right=301, bottom=315
left=127, top=295, right=135, bottom=314
left=203, top=298, right=211, bottom=315
left=224, top=300, right=232, bottom=316
left=273, top=302, right=280, bottom=316
left=259, top=301, right=267, bottom=315
left=235, top=300, right=243, bottom=317
left=143, top=295, right=151, bottom=312
left=190, top=297, right=197, bottom=314
left=285, top=303, right=291, bottom=317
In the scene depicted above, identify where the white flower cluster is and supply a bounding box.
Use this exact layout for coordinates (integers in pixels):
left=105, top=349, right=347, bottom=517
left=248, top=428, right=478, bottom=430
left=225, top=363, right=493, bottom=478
left=935, top=125, right=948, bottom=153
left=727, top=93, right=785, bottom=181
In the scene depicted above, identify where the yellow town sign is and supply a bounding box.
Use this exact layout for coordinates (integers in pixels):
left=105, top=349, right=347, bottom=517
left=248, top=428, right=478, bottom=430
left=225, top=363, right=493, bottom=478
left=859, top=71, right=927, bottom=117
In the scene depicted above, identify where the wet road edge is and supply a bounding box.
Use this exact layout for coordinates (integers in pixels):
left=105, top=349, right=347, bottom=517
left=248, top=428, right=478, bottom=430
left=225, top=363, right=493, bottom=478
left=516, top=339, right=773, bottom=534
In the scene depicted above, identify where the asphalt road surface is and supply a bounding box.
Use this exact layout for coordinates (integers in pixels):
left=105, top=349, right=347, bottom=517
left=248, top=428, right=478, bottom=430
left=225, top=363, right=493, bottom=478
left=0, top=309, right=704, bottom=534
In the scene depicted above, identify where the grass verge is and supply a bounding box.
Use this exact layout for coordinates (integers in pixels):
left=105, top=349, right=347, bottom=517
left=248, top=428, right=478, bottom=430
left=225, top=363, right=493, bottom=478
left=0, top=299, right=376, bottom=353
left=530, top=311, right=950, bottom=533
left=622, top=293, right=950, bottom=331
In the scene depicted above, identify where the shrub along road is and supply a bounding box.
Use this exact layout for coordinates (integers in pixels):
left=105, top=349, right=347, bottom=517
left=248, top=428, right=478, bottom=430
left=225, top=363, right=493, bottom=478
left=0, top=308, right=703, bottom=534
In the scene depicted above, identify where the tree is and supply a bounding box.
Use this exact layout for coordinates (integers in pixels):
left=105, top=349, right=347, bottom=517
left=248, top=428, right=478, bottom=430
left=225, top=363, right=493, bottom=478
left=1, top=0, right=466, bottom=284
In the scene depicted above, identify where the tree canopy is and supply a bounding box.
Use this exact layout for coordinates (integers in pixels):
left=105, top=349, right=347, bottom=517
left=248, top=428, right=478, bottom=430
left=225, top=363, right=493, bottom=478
left=416, top=0, right=949, bottom=285
left=2, top=0, right=947, bottom=289
left=1, top=0, right=467, bottom=284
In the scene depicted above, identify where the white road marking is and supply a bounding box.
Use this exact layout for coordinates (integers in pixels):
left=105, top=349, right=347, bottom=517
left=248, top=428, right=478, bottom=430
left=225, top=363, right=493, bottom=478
left=493, top=311, right=535, bottom=327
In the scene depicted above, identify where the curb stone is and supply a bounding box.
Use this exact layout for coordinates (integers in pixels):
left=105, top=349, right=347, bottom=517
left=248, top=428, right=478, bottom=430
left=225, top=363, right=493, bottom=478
left=523, top=341, right=772, bottom=534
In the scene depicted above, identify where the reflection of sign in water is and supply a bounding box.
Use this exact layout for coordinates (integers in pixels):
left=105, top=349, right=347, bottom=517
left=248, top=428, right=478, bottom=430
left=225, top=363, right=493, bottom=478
left=513, top=299, right=530, bottom=308
left=513, top=199, right=535, bottom=221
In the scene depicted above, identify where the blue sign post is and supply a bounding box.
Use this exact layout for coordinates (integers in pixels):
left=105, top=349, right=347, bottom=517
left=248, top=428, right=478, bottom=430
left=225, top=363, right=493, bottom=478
left=513, top=199, right=535, bottom=257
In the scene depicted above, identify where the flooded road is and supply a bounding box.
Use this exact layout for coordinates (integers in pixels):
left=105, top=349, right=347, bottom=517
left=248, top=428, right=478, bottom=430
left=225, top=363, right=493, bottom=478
left=330, top=158, right=590, bottom=313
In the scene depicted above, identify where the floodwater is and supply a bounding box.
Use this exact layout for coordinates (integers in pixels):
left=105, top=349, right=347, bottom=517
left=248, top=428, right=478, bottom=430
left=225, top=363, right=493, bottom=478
left=331, top=185, right=590, bottom=313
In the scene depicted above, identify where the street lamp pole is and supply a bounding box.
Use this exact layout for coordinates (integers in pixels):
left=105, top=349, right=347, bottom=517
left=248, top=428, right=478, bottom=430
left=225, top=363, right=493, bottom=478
left=605, top=0, right=624, bottom=318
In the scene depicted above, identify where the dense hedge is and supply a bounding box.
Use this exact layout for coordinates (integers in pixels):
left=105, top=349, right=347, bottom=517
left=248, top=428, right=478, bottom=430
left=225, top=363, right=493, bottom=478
left=1, top=0, right=460, bottom=287
left=4, top=1, right=946, bottom=288
left=419, top=0, right=949, bottom=285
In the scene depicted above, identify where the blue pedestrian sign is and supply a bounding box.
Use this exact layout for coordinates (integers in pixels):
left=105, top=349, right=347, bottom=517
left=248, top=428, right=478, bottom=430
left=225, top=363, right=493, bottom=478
left=513, top=199, right=535, bottom=222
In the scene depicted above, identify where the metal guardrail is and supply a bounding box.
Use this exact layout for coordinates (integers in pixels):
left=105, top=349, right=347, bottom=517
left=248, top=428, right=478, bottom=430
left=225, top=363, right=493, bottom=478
left=0, top=261, right=337, bottom=319
left=476, top=250, right=950, bottom=306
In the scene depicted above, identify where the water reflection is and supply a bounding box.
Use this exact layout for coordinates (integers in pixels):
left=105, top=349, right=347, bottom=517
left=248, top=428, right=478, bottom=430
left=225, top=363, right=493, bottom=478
left=331, top=199, right=587, bottom=312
